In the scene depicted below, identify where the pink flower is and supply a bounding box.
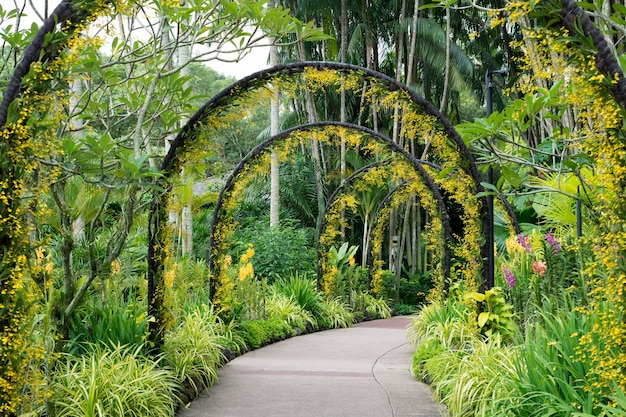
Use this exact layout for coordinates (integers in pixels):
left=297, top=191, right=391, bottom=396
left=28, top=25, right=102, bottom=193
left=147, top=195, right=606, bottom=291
left=502, top=265, right=516, bottom=289
left=517, top=233, right=531, bottom=253
left=532, top=261, right=547, bottom=277
left=545, top=232, right=561, bottom=255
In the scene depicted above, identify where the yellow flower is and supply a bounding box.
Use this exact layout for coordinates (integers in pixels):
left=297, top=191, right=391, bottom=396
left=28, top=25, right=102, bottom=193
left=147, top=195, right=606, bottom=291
left=111, top=259, right=121, bottom=275
left=238, top=262, right=254, bottom=281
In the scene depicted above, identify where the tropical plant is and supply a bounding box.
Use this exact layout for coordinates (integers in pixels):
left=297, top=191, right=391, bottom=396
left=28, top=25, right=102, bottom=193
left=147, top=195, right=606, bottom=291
left=266, top=291, right=316, bottom=331
left=162, top=306, right=225, bottom=395
left=497, top=305, right=596, bottom=416
left=232, top=220, right=316, bottom=282
left=317, top=297, right=355, bottom=329
left=52, top=344, right=179, bottom=417
left=464, top=287, right=516, bottom=341
left=66, top=298, right=147, bottom=356
left=274, top=273, right=321, bottom=316
left=348, top=290, right=392, bottom=320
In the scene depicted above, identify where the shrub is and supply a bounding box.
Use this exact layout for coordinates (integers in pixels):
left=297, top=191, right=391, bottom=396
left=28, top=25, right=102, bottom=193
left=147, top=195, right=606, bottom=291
left=432, top=340, right=517, bottom=417
left=266, top=291, right=317, bottom=331
left=317, top=297, right=354, bottom=329
left=498, top=306, right=597, bottom=416
left=52, top=345, right=179, bottom=417
left=237, top=318, right=294, bottom=349
left=162, top=306, right=225, bottom=394
left=411, top=337, right=445, bottom=382
left=274, top=273, right=321, bottom=317
left=232, top=221, right=315, bottom=282
left=348, top=291, right=392, bottom=319
left=66, top=299, right=147, bottom=356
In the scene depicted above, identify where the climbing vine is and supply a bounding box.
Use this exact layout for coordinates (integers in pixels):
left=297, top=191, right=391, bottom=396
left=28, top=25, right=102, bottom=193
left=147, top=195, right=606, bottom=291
left=0, top=1, right=119, bottom=413
left=502, top=0, right=626, bottom=399
left=149, top=63, right=487, bottom=344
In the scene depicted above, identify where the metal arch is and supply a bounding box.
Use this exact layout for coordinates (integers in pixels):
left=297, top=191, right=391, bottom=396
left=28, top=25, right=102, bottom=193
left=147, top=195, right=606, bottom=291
left=365, top=181, right=408, bottom=289
left=207, top=121, right=452, bottom=299
left=148, top=61, right=488, bottom=340
left=313, top=146, right=444, bottom=292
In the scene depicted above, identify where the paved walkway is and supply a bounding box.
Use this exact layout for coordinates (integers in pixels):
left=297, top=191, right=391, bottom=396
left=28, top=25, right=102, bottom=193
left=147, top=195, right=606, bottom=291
left=177, top=316, right=445, bottom=417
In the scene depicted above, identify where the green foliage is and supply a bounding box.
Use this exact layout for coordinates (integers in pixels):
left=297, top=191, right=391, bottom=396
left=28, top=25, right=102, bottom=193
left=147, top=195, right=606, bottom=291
left=324, top=242, right=367, bottom=297
left=234, top=276, right=267, bottom=321
left=411, top=337, right=445, bottom=382
left=348, top=290, right=392, bottom=320
left=379, top=267, right=431, bottom=306
left=66, top=299, right=147, bottom=356
left=232, top=221, right=316, bottom=282
left=429, top=340, right=517, bottom=417
left=52, top=345, right=179, bottom=417
left=498, top=306, right=597, bottom=416
left=237, top=318, right=295, bottom=349
left=464, top=287, right=516, bottom=341
left=162, top=305, right=225, bottom=394
left=266, top=291, right=316, bottom=331
left=407, top=298, right=475, bottom=349
left=274, top=273, right=321, bottom=317
left=317, top=297, right=355, bottom=329
left=392, top=303, right=419, bottom=315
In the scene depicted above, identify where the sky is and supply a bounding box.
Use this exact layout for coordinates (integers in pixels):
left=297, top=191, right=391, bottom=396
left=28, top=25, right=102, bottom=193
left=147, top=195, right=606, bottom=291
left=208, top=47, right=270, bottom=80
left=7, top=0, right=270, bottom=80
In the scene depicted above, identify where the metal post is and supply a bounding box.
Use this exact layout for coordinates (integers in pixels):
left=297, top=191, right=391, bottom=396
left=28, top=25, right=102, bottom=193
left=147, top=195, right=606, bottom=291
left=484, top=71, right=495, bottom=290
left=483, top=69, right=505, bottom=289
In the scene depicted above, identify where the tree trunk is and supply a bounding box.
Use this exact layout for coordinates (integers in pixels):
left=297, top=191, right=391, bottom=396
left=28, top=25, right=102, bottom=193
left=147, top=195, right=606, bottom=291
left=439, top=6, right=451, bottom=114
left=269, top=1, right=280, bottom=227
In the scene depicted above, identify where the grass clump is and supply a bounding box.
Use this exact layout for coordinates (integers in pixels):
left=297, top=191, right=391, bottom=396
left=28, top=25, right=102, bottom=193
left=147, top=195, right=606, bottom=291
left=162, top=305, right=225, bottom=395
left=52, top=344, right=179, bottom=417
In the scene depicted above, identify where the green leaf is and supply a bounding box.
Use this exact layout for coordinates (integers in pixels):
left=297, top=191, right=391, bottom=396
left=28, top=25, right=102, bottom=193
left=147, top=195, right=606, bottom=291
left=614, top=3, right=626, bottom=14
left=477, top=312, right=490, bottom=328
left=464, top=291, right=485, bottom=302
left=501, top=166, right=523, bottom=188
left=480, top=181, right=499, bottom=192
left=438, top=166, right=455, bottom=178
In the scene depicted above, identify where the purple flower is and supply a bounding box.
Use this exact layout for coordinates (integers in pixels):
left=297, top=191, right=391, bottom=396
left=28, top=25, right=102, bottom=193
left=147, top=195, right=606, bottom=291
left=545, top=232, right=561, bottom=255
left=502, top=265, right=516, bottom=289
left=517, top=233, right=531, bottom=253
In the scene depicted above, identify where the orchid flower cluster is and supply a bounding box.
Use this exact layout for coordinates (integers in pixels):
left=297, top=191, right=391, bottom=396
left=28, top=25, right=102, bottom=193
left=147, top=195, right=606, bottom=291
left=500, top=231, right=562, bottom=290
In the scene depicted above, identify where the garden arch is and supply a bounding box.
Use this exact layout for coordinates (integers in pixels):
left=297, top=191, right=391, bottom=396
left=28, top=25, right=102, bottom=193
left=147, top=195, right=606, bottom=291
left=208, top=121, right=451, bottom=295
left=147, top=61, right=489, bottom=345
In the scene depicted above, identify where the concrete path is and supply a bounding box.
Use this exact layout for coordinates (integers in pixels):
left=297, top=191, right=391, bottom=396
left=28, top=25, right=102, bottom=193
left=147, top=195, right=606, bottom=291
left=177, top=316, right=445, bottom=417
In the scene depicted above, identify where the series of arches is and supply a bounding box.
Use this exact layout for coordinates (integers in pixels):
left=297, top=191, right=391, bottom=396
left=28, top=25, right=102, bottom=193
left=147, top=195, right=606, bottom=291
left=147, top=61, right=494, bottom=345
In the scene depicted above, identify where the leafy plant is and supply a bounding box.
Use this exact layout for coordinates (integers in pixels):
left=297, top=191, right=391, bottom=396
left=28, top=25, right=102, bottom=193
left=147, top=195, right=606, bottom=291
left=232, top=220, right=316, bottom=282
left=433, top=340, right=517, bottom=417
left=266, top=291, right=317, bottom=331
left=411, top=337, right=445, bottom=382
left=66, top=299, right=147, bottom=355
left=52, top=344, right=179, bottom=417
left=465, top=287, right=516, bottom=341
left=348, top=290, right=392, bottom=319
left=498, top=306, right=596, bottom=416
left=274, top=273, right=321, bottom=316
left=317, top=297, right=355, bottom=329
left=237, top=318, right=295, bottom=349
left=162, top=306, right=225, bottom=394
left=407, top=298, right=474, bottom=349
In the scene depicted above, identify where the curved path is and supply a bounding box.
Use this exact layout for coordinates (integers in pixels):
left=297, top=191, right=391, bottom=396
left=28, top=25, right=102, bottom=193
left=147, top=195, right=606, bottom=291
left=177, top=316, right=445, bottom=417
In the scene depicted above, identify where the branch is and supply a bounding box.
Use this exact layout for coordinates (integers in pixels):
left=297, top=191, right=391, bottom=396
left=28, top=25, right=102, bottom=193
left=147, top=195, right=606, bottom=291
left=560, top=0, right=626, bottom=109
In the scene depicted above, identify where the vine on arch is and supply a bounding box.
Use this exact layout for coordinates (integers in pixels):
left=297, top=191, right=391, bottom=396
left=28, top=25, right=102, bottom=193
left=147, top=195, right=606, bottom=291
left=149, top=62, right=487, bottom=346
